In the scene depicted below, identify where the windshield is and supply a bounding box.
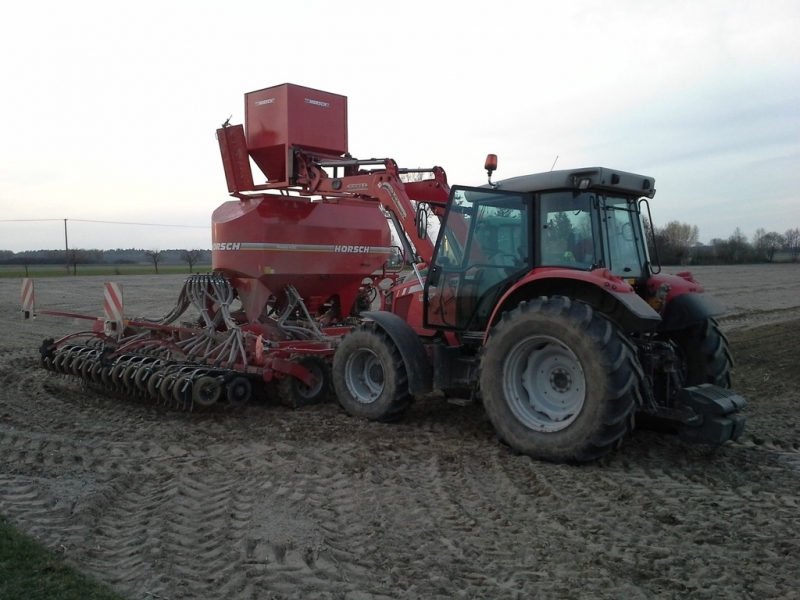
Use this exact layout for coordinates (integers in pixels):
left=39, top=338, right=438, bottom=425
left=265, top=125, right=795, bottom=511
left=538, top=191, right=648, bottom=278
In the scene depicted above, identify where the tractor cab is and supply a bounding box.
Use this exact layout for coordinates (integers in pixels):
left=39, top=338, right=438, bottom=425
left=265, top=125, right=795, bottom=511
left=424, top=168, right=655, bottom=332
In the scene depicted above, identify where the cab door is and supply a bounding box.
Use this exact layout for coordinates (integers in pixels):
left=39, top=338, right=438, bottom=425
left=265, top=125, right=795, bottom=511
left=424, top=186, right=531, bottom=332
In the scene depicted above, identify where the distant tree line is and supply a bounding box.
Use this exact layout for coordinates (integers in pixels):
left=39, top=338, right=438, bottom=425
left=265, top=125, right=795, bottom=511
left=644, top=221, right=800, bottom=265
left=0, top=248, right=211, bottom=275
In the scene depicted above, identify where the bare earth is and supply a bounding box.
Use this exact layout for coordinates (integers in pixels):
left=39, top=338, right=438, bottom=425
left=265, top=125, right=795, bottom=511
left=1, top=264, right=798, bottom=600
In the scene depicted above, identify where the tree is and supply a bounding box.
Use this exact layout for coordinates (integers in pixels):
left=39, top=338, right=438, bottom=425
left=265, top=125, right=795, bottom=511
left=758, top=232, right=785, bottom=262
left=785, top=227, right=799, bottom=262
left=726, top=227, right=752, bottom=263
left=752, top=228, right=766, bottom=251
left=654, top=220, right=699, bottom=264
left=144, top=249, right=163, bottom=274
left=181, top=249, right=202, bottom=273
left=67, top=249, right=86, bottom=275
left=753, top=228, right=786, bottom=262
left=18, top=254, right=32, bottom=277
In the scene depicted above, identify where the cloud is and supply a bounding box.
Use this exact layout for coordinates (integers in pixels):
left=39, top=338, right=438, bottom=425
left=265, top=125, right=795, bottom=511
left=1, top=0, right=798, bottom=250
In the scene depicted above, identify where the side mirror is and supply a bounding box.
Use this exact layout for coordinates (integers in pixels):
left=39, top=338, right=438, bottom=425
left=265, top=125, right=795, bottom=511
left=416, top=204, right=428, bottom=240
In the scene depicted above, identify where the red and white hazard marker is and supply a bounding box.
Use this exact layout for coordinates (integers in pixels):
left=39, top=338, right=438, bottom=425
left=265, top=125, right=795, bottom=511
left=103, top=282, right=124, bottom=334
left=21, top=278, right=35, bottom=320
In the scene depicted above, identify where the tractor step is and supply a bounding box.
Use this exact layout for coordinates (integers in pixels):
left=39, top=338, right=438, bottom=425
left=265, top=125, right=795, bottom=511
left=446, top=395, right=475, bottom=407
left=675, top=384, right=747, bottom=444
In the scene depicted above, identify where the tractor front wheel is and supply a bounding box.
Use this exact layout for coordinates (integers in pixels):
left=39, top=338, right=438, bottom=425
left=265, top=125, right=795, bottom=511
left=332, top=325, right=410, bottom=422
left=480, top=296, right=641, bottom=462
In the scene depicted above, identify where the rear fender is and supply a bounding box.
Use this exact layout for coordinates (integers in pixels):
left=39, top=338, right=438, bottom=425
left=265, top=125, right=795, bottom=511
left=487, top=268, right=661, bottom=337
left=658, top=292, right=725, bottom=332
left=645, top=271, right=725, bottom=331
left=360, top=311, right=433, bottom=396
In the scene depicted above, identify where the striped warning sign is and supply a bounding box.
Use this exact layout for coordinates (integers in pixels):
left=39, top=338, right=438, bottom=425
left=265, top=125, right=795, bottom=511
left=103, top=282, right=124, bottom=325
left=21, top=278, right=35, bottom=320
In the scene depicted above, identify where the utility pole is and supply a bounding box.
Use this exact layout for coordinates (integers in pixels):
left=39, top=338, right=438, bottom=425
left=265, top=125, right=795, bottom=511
left=64, top=218, right=69, bottom=273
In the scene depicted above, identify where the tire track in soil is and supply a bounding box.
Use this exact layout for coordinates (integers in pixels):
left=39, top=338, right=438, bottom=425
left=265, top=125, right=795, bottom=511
left=2, top=268, right=800, bottom=599
left=495, top=440, right=800, bottom=598
left=2, top=403, right=799, bottom=599
left=718, top=306, right=800, bottom=332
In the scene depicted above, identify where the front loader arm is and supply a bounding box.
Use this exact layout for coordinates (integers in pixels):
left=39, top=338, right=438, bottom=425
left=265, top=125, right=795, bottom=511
left=300, top=155, right=445, bottom=266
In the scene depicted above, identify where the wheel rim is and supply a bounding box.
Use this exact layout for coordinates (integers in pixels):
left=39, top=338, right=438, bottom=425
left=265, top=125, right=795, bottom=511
left=503, top=334, right=586, bottom=432
left=344, top=348, right=384, bottom=404
left=295, top=360, right=325, bottom=400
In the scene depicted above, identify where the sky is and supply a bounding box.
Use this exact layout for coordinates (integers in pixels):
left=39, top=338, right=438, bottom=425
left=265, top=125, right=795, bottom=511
left=1, top=0, right=798, bottom=252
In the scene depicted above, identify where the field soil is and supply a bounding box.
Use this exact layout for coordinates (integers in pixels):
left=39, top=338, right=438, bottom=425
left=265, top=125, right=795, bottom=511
left=1, top=264, right=798, bottom=599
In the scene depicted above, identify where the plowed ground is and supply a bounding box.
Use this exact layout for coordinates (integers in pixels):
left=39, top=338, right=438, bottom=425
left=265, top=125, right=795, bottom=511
left=1, top=264, right=798, bottom=599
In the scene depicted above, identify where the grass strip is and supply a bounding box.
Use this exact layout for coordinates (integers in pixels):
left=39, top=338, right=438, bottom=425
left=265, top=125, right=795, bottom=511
left=0, top=516, right=127, bottom=600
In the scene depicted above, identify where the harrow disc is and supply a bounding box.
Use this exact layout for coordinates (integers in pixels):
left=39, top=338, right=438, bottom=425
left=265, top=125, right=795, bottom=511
left=53, top=352, right=68, bottom=373
left=159, top=373, right=176, bottom=403
left=111, top=363, right=128, bottom=388
left=227, top=377, right=252, bottom=407
left=134, top=366, right=151, bottom=393
left=172, top=375, right=192, bottom=406
left=80, top=358, right=95, bottom=380
left=146, top=370, right=163, bottom=399
left=90, top=361, right=104, bottom=383
left=100, top=365, right=113, bottom=387
left=72, top=356, right=86, bottom=377
left=122, top=364, right=138, bottom=391
left=193, top=376, right=222, bottom=407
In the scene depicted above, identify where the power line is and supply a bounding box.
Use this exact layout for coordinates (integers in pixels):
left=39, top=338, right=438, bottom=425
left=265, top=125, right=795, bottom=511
left=74, top=219, right=210, bottom=229
left=0, top=218, right=209, bottom=229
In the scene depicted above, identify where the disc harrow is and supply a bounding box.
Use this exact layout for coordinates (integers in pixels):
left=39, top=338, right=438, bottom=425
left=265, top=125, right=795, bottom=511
left=38, top=274, right=338, bottom=410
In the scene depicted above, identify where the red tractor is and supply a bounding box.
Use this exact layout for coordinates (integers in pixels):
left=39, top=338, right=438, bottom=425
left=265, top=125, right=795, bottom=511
left=38, top=83, right=745, bottom=462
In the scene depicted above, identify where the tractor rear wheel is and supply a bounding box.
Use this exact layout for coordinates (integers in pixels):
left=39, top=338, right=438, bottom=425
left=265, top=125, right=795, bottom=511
left=480, top=296, right=641, bottom=462
left=332, top=325, right=410, bottom=422
left=662, top=317, right=732, bottom=388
